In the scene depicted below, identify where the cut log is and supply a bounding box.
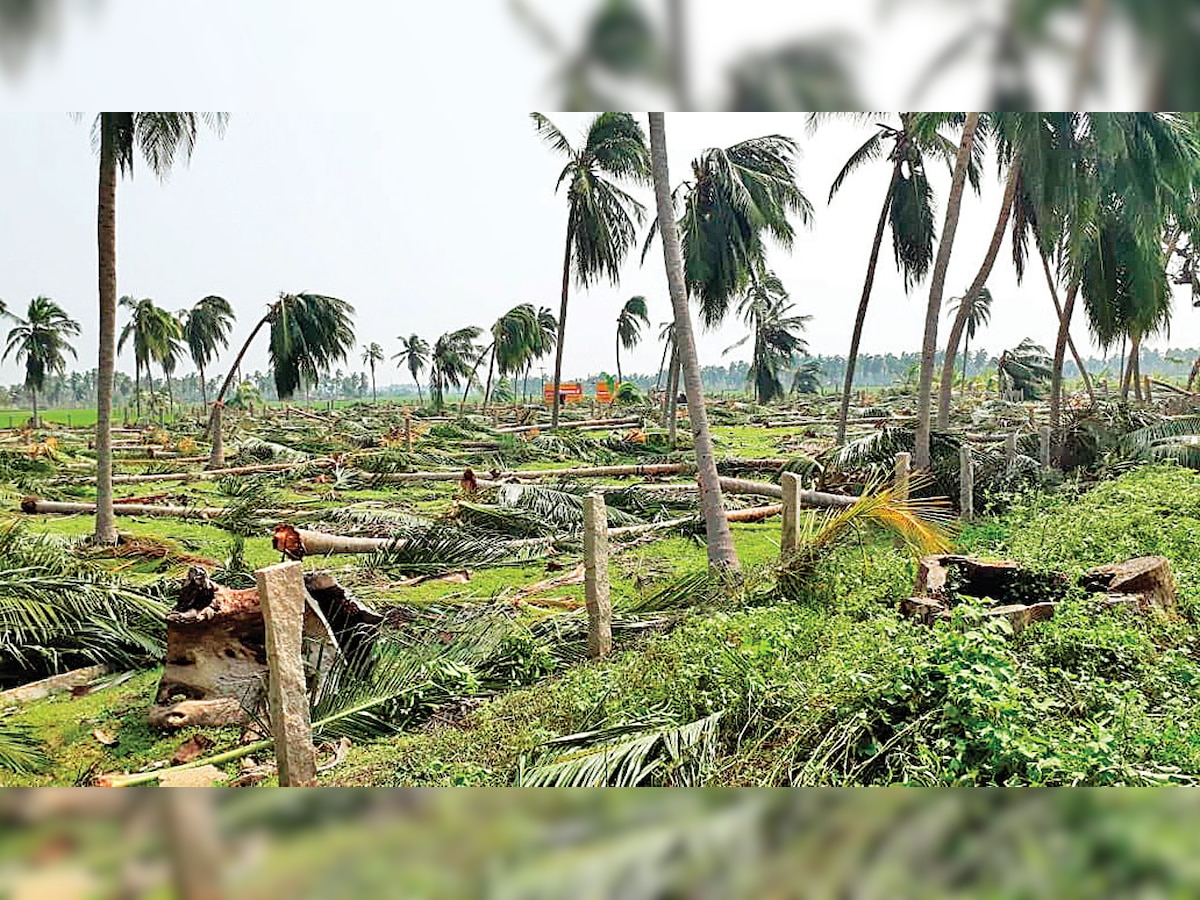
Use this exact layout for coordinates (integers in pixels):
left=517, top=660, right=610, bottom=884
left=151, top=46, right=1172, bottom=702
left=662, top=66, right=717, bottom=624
left=149, top=567, right=380, bottom=729
left=717, top=477, right=857, bottom=508
left=107, top=459, right=333, bottom=485
left=372, top=459, right=789, bottom=485
left=22, top=498, right=229, bottom=520
left=1080, top=556, right=1177, bottom=613
left=497, top=415, right=641, bottom=434
left=0, top=664, right=111, bottom=705
left=273, top=524, right=398, bottom=558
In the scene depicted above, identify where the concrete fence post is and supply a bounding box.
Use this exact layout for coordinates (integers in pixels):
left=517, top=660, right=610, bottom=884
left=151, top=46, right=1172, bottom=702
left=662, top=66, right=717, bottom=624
left=959, top=444, right=975, bottom=522
left=781, top=472, right=803, bottom=560
left=1005, top=433, right=1017, bottom=467
left=1039, top=425, right=1053, bottom=471
left=893, top=452, right=911, bottom=501
left=405, top=411, right=414, bottom=452
left=255, top=561, right=317, bottom=787
left=583, top=493, right=612, bottom=659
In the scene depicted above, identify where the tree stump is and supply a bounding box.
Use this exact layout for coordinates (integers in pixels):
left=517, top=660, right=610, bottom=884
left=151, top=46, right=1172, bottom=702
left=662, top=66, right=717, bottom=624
left=1080, top=556, right=1177, bottom=614
left=150, top=567, right=380, bottom=728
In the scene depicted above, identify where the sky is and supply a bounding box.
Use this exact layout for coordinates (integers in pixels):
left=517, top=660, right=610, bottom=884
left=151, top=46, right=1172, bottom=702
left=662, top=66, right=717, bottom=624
left=0, top=2, right=1185, bottom=390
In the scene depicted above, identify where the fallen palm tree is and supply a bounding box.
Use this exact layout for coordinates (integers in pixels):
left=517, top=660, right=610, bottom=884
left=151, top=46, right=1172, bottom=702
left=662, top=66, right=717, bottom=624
left=105, top=459, right=335, bottom=485
left=497, top=416, right=642, bottom=435
left=22, top=498, right=230, bottom=520
left=374, top=459, right=790, bottom=485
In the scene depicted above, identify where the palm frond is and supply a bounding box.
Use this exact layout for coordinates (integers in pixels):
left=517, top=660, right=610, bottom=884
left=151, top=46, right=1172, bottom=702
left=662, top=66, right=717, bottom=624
left=0, top=719, right=47, bottom=774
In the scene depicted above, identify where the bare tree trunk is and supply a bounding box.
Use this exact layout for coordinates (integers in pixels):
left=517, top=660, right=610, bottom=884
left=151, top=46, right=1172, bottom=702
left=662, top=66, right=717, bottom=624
left=839, top=163, right=899, bottom=445
left=94, top=115, right=119, bottom=545
left=31, top=388, right=38, bottom=430
left=665, top=0, right=692, bottom=109
left=616, top=332, right=623, bottom=387
left=915, top=113, right=980, bottom=470
left=649, top=112, right=739, bottom=573
left=208, top=313, right=270, bottom=468
left=1040, top=245, right=1095, bottom=403
left=198, top=359, right=208, bottom=408
left=937, top=162, right=1020, bottom=428
left=550, top=216, right=575, bottom=428
left=482, top=345, right=497, bottom=410
left=1132, top=333, right=1143, bottom=400
left=666, top=350, right=680, bottom=447
left=1050, top=278, right=1080, bottom=438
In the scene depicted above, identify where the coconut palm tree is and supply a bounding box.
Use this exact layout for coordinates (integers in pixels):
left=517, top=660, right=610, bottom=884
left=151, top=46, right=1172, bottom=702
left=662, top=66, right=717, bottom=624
left=158, top=336, right=185, bottom=418
left=393, top=334, right=430, bottom=404
left=207, top=293, right=355, bottom=467
left=998, top=339, right=1053, bottom=399
left=791, top=359, right=822, bottom=395
left=724, top=271, right=810, bottom=404
left=429, top=327, right=483, bottom=413
left=946, top=287, right=994, bottom=389
left=915, top=113, right=983, bottom=470
left=615, top=295, right=650, bottom=387
left=479, top=304, right=540, bottom=410
left=812, top=113, right=981, bottom=444
left=531, top=112, right=651, bottom=428
left=648, top=112, right=738, bottom=573
left=526, top=306, right=559, bottom=403
left=647, top=134, right=813, bottom=329
left=180, top=295, right=234, bottom=409
left=118, top=296, right=181, bottom=421
left=361, top=342, right=385, bottom=403
left=90, top=112, right=227, bottom=544
left=2, top=297, right=80, bottom=428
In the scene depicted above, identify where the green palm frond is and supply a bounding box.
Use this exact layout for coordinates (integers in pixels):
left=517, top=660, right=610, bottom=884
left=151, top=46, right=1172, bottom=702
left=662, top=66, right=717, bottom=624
left=365, top=525, right=547, bottom=575
left=181, top=295, right=235, bottom=370
left=518, top=710, right=724, bottom=787
left=269, top=293, right=356, bottom=399
left=0, top=719, right=47, bottom=774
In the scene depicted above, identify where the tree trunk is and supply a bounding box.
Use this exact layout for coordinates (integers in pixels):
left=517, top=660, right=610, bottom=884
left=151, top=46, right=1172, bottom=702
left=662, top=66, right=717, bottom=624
left=961, top=334, right=970, bottom=388
left=1188, top=356, right=1200, bottom=392
left=616, top=333, right=623, bottom=387
left=550, top=215, right=576, bottom=428
left=208, top=313, right=271, bottom=467
left=649, top=112, right=739, bottom=573
left=30, top=388, right=38, bottom=430
left=371, top=364, right=377, bottom=404
left=1040, top=245, right=1094, bottom=403
left=94, top=115, right=119, bottom=545
left=666, top=351, right=680, bottom=447
left=1050, top=278, right=1080, bottom=437
left=915, top=113, right=980, bottom=470
left=838, top=161, right=899, bottom=445
left=198, top=360, right=208, bottom=408
left=482, top=345, right=497, bottom=410
left=1131, top=334, right=1143, bottom=400
left=937, top=162, right=1020, bottom=428
left=134, top=364, right=141, bottom=420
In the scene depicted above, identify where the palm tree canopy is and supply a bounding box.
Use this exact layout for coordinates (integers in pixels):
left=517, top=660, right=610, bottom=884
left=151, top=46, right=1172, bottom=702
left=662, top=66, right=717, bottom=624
left=432, top=327, right=484, bottom=389
left=267, top=293, right=356, bottom=399
left=118, top=297, right=182, bottom=372
left=393, top=334, right=430, bottom=381
left=998, top=338, right=1053, bottom=398
left=94, top=113, right=229, bottom=180
left=725, top=271, right=810, bottom=403
left=616, top=295, right=650, bottom=350
left=180, top=294, right=235, bottom=370
left=491, top=304, right=541, bottom=376
left=947, top=286, right=994, bottom=342
left=3, top=297, right=81, bottom=392
left=361, top=342, right=385, bottom=366
left=532, top=112, right=651, bottom=288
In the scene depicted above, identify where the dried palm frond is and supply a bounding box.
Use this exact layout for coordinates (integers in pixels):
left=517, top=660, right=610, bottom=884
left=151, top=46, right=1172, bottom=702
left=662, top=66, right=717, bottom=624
left=517, top=710, right=724, bottom=787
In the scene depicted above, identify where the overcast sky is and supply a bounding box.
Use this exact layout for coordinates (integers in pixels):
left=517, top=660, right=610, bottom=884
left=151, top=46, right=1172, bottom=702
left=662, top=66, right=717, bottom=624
left=0, top=2, right=1184, bottom=388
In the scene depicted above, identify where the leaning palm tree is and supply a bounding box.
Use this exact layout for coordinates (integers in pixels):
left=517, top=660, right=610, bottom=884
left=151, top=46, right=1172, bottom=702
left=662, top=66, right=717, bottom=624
left=812, top=113, right=981, bottom=444
left=915, top=113, right=983, bottom=470
left=615, top=295, right=650, bottom=387
left=532, top=112, right=651, bottom=427
left=89, top=112, right=227, bottom=544
left=180, top=295, right=235, bottom=408
left=946, top=286, right=994, bottom=388
left=480, top=304, right=540, bottom=409
left=158, top=335, right=185, bottom=417
left=648, top=112, right=738, bottom=573
left=207, top=293, right=355, bottom=467
left=361, top=342, right=385, bottom=403
left=393, top=334, right=430, bottom=404
left=118, top=296, right=181, bottom=420
left=429, top=327, right=483, bottom=413
left=724, top=271, right=810, bottom=404
left=2, top=297, right=80, bottom=428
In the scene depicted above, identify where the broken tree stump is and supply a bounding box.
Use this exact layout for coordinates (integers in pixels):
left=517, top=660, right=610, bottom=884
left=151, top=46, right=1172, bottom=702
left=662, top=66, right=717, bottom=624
left=150, top=567, right=379, bottom=730
left=257, top=562, right=317, bottom=787
left=1080, top=556, right=1177, bottom=614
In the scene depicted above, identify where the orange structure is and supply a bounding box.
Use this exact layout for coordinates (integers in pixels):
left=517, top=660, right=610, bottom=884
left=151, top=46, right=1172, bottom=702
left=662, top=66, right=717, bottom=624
left=543, top=382, right=585, bottom=405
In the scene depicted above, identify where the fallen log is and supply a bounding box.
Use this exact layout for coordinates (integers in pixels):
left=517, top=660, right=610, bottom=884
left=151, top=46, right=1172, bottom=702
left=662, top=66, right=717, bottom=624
left=497, top=416, right=641, bottom=434
left=106, top=459, right=333, bottom=485
left=606, top=504, right=783, bottom=539
left=22, top=498, right=229, bottom=520
left=1148, top=377, right=1197, bottom=398
left=375, top=459, right=789, bottom=485
left=717, top=477, right=857, bottom=508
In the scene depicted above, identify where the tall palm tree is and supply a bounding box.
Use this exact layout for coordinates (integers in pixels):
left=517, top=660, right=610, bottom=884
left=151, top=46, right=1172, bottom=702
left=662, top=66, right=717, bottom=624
left=813, top=112, right=981, bottom=444
left=158, top=336, right=185, bottom=417
left=393, top=334, right=430, bottom=404
left=915, top=113, right=982, bottom=470
left=90, top=112, right=227, bottom=544
left=207, top=292, right=355, bottom=467
left=648, top=112, right=739, bottom=573
left=947, top=287, right=994, bottom=388
left=724, top=271, right=810, bottom=404
left=361, top=342, right=385, bottom=403
left=429, top=327, right=483, bottom=413
left=118, top=296, right=181, bottom=420
left=526, top=306, right=559, bottom=403
left=648, top=134, right=813, bottom=329
left=2, top=297, right=80, bottom=428
left=531, top=112, right=651, bottom=428
left=615, top=295, right=650, bottom=386
left=480, top=304, right=540, bottom=409
left=180, top=295, right=234, bottom=409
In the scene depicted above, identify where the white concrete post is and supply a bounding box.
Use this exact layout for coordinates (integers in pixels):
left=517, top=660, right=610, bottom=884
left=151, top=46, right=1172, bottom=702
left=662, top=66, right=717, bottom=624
left=583, top=494, right=612, bottom=659
left=781, top=472, right=803, bottom=560
left=959, top=444, right=975, bottom=522
left=1039, top=425, right=1053, bottom=471
left=1005, top=433, right=1017, bottom=467
left=894, top=452, right=911, bottom=501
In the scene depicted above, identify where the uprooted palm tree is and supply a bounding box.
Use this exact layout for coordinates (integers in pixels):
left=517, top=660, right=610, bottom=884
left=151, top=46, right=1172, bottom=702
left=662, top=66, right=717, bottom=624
left=361, top=342, right=385, bottom=403
left=615, top=295, right=650, bottom=387
left=532, top=112, right=651, bottom=428
left=118, top=296, right=181, bottom=421
left=430, top=327, right=483, bottom=413
left=2, top=297, right=80, bottom=429
left=89, top=113, right=228, bottom=545
left=208, top=293, right=356, bottom=467
left=997, top=339, right=1052, bottom=400
left=393, top=334, right=430, bottom=404
left=724, top=271, right=810, bottom=404
left=180, top=295, right=235, bottom=409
